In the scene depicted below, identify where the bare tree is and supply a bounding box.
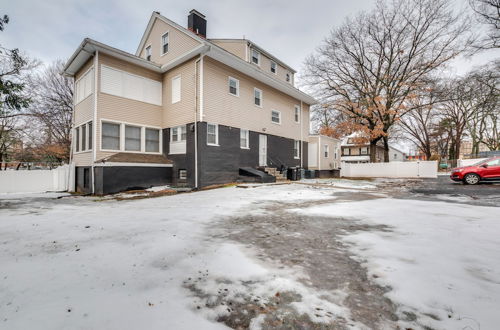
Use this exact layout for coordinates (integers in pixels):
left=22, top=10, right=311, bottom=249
left=27, top=60, right=73, bottom=161
left=303, top=0, right=473, bottom=162
left=469, top=0, right=500, bottom=49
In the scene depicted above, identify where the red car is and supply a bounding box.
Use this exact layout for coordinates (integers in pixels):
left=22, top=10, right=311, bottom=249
left=450, top=157, right=500, bottom=184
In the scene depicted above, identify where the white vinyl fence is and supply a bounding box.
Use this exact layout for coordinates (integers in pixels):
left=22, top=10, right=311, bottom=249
left=340, top=161, right=437, bottom=178
left=457, top=158, right=488, bottom=167
left=0, top=165, right=71, bottom=194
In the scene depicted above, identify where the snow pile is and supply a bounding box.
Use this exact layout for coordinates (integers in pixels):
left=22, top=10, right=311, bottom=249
left=300, top=178, right=377, bottom=190
left=297, top=198, right=500, bottom=330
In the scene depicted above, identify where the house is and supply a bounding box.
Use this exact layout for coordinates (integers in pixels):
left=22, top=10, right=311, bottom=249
left=63, top=10, right=316, bottom=194
left=307, top=135, right=341, bottom=177
left=340, top=133, right=406, bottom=163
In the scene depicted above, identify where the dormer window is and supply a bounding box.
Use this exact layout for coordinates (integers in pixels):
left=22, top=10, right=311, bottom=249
left=251, top=49, right=260, bottom=65
left=270, top=61, right=277, bottom=74
left=145, top=46, right=152, bottom=61
left=161, top=32, right=169, bottom=55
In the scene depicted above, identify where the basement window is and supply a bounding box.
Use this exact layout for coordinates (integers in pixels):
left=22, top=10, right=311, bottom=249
left=179, top=169, right=187, bottom=180
left=294, top=140, right=300, bottom=159
left=240, top=129, right=249, bottom=149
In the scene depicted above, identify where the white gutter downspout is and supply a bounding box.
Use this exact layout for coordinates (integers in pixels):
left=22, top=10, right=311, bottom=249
left=194, top=58, right=199, bottom=189
left=92, top=50, right=98, bottom=194
left=300, top=101, right=303, bottom=169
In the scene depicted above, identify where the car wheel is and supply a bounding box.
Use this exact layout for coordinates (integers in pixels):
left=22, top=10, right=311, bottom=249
left=463, top=173, right=480, bottom=185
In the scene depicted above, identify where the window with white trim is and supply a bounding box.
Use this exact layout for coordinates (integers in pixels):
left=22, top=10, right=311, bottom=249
left=171, top=125, right=187, bottom=142
left=294, top=105, right=300, bottom=123
left=271, top=110, right=281, bottom=124
left=286, top=72, right=291, bottom=83
left=240, top=129, right=249, bottom=149
left=254, top=88, right=262, bottom=107
left=102, top=122, right=121, bottom=151
left=161, top=32, right=169, bottom=55
left=125, top=125, right=141, bottom=151
left=74, top=121, right=93, bottom=153
left=360, top=147, right=368, bottom=155
left=207, top=123, right=218, bottom=145
left=179, top=169, right=187, bottom=180
left=145, top=45, right=152, bottom=61
left=343, top=148, right=350, bottom=156
left=251, top=49, right=260, bottom=65
left=75, top=68, right=94, bottom=104
left=294, top=140, right=300, bottom=159
left=270, top=61, right=277, bottom=74
left=324, top=145, right=329, bottom=158
left=146, top=128, right=160, bottom=152
left=171, top=75, right=181, bottom=104
left=228, top=77, right=239, bottom=96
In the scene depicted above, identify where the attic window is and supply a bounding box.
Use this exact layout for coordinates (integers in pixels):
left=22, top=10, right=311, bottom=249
left=161, top=32, right=169, bottom=55
left=286, top=72, right=291, bottom=83
left=145, top=46, right=152, bottom=61
left=270, top=61, right=277, bottom=74
left=251, top=49, right=260, bottom=65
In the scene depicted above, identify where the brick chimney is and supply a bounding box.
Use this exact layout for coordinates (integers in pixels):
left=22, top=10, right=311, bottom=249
left=188, top=9, right=206, bottom=38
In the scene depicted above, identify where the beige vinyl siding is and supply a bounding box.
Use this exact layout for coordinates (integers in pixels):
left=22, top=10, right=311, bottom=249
left=138, top=18, right=201, bottom=65
left=162, top=58, right=198, bottom=127
left=203, top=57, right=309, bottom=141
left=74, top=92, right=94, bottom=126
left=211, top=40, right=247, bottom=60
left=308, top=135, right=340, bottom=170
left=257, top=52, right=293, bottom=84
left=73, top=151, right=93, bottom=166
left=96, top=54, right=163, bottom=161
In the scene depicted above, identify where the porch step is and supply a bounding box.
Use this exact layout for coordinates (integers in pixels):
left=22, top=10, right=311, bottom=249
left=264, top=167, right=287, bottom=180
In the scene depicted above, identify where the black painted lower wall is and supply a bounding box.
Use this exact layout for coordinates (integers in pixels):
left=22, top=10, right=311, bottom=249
left=93, top=166, right=172, bottom=195
left=162, top=122, right=308, bottom=188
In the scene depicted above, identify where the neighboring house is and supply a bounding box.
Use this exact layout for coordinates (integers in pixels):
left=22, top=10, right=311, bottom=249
left=63, top=10, right=315, bottom=194
left=340, top=133, right=405, bottom=163
left=308, top=135, right=341, bottom=176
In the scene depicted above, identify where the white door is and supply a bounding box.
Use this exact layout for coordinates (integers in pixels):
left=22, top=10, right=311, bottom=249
left=259, top=134, right=267, bottom=166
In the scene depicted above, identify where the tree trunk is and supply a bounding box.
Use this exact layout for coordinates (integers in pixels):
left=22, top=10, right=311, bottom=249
left=382, top=136, right=390, bottom=162
left=369, top=139, right=379, bottom=163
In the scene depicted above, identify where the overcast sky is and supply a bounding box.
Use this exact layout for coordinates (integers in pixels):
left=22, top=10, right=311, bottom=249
left=2, top=0, right=497, bottom=78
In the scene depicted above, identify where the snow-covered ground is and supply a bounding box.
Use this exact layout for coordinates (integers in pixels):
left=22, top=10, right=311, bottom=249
left=1, top=180, right=499, bottom=329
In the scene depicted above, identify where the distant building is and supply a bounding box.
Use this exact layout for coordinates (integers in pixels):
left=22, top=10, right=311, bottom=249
left=340, top=133, right=406, bottom=163
left=308, top=135, right=341, bottom=176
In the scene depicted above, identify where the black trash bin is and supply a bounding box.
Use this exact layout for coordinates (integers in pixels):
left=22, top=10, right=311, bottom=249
left=287, top=167, right=297, bottom=181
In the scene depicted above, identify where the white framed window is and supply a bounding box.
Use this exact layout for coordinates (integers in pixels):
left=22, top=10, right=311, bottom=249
left=207, top=123, right=219, bottom=146
left=254, top=88, right=262, bottom=107
left=294, top=105, right=300, bottom=123
left=146, top=128, right=160, bottom=152
left=102, top=122, right=121, bottom=151
left=271, top=110, right=281, bottom=124
left=170, top=125, right=187, bottom=142
left=145, top=45, right=152, bottom=61
left=270, top=61, right=277, bottom=74
left=286, top=72, right=291, bottom=83
left=171, top=75, right=181, bottom=104
left=240, top=129, right=249, bottom=149
left=101, top=65, right=162, bottom=106
left=75, top=68, right=94, bottom=104
left=179, top=169, right=187, bottom=180
left=324, top=145, right=329, bottom=158
left=360, top=147, right=368, bottom=155
left=161, top=32, right=169, bottom=55
left=228, top=76, right=239, bottom=96
left=343, top=148, right=351, bottom=156
left=251, top=49, right=260, bottom=65
left=75, top=127, right=80, bottom=152
left=125, top=125, right=141, bottom=151
left=74, top=121, right=93, bottom=153
left=294, top=140, right=300, bottom=159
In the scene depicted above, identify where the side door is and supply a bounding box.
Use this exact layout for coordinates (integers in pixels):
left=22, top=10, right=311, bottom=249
left=259, top=134, right=267, bottom=166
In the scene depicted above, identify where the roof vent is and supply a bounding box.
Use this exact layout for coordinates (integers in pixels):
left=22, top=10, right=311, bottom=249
left=188, top=9, right=206, bottom=38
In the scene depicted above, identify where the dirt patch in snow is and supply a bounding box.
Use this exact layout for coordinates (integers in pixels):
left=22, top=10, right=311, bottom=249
left=203, top=192, right=399, bottom=329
